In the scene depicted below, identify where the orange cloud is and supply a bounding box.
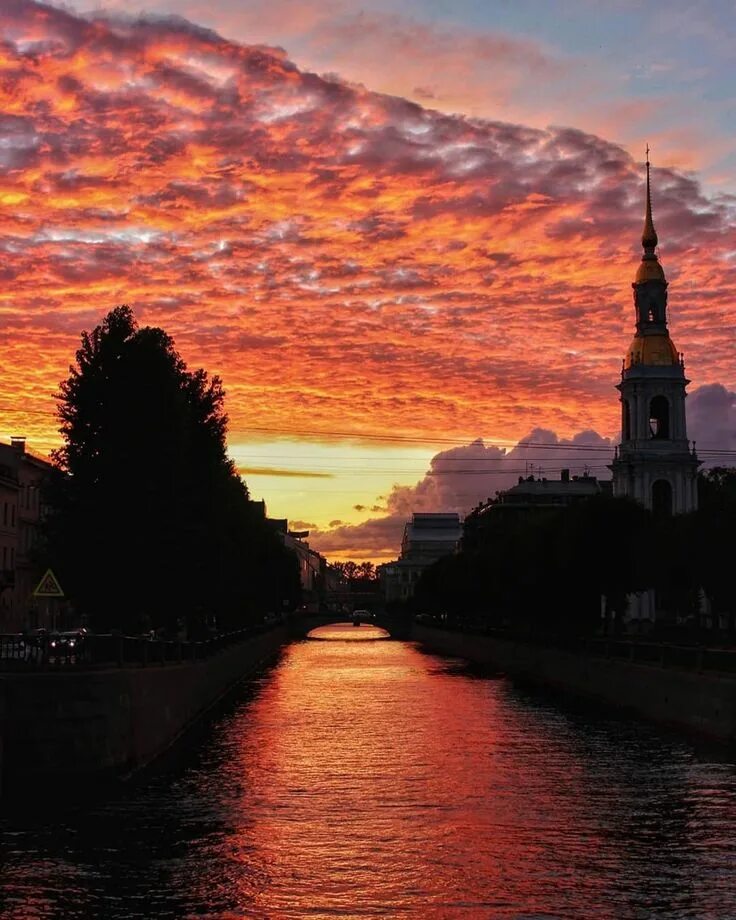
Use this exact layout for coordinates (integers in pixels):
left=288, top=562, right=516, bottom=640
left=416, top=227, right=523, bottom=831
left=1, top=0, right=735, bottom=474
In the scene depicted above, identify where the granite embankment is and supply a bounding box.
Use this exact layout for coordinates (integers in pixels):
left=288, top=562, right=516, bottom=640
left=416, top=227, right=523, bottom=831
left=413, top=624, right=736, bottom=743
left=0, top=626, right=288, bottom=795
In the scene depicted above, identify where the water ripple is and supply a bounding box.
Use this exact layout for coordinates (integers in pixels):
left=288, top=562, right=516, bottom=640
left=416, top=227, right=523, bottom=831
left=2, top=636, right=735, bottom=919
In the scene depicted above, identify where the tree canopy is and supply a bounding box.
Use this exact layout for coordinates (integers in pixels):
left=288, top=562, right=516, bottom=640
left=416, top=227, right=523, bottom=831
left=330, top=561, right=379, bottom=584
left=44, top=306, right=300, bottom=634
left=413, top=477, right=736, bottom=637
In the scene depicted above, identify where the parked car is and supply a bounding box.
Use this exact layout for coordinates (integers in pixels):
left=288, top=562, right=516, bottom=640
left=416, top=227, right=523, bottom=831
left=48, top=629, right=88, bottom=663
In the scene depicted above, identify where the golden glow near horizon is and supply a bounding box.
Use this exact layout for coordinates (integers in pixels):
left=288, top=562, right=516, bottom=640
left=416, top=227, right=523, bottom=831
left=231, top=440, right=434, bottom=530
left=2, top=2, right=735, bottom=562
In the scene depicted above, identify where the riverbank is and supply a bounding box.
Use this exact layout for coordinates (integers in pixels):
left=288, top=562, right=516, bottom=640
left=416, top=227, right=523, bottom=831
left=0, top=625, right=289, bottom=795
left=413, top=624, right=736, bottom=744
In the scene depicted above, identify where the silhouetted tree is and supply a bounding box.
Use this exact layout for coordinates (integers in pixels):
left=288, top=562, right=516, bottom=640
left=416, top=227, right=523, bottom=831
left=331, top=561, right=378, bottom=585
left=699, top=467, right=736, bottom=507
left=693, top=468, right=736, bottom=625
left=44, top=306, right=299, bottom=633
left=414, top=493, right=654, bottom=635
left=551, top=494, right=653, bottom=632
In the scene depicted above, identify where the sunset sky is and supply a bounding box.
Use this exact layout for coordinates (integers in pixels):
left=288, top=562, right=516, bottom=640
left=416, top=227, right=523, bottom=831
left=1, top=0, right=735, bottom=561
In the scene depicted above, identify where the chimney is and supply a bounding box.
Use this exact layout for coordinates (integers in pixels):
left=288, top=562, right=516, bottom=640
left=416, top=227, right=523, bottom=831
left=10, top=437, right=26, bottom=453
left=561, top=468, right=570, bottom=483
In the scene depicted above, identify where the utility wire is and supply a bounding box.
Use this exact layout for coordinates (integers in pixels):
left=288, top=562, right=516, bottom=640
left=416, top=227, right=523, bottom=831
left=237, top=425, right=736, bottom=454
left=241, top=465, right=615, bottom=476
left=4, top=414, right=736, bottom=455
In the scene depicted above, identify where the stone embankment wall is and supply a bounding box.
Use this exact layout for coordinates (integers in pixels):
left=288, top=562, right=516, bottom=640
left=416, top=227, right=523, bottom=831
left=0, top=626, right=288, bottom=794
left=413, top=624, right=736, bottom=744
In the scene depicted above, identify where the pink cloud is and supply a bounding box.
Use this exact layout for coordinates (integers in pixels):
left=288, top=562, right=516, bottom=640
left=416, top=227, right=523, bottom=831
left=309, top=385, right=736, bottom=560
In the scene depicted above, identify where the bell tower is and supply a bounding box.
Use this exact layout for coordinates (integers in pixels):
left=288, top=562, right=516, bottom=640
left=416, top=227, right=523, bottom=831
left=610, top=152, right=700, bottom=516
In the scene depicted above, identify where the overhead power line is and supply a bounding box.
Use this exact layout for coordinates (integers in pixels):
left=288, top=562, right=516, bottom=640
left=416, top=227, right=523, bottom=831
left=237, top=425, right=736, bottom=455
left=239, top=464, right=608, bottom=473
left=4, top=411, right=736, bottom=457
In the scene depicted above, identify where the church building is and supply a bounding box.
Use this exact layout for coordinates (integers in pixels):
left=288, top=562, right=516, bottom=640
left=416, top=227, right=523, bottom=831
left=610, top=156, right=700, bottom=516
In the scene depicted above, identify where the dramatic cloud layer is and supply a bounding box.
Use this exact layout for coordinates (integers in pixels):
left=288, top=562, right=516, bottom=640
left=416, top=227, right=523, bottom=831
left=1, top=2, right=734, bottom=560
left=67, top=0, right=736, bottom=186
left=2, top=0, right=735, bottom=456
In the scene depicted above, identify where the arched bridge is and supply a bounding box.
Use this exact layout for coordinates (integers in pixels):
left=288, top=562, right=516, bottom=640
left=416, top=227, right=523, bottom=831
left=290, top=613, right=412, bottom=640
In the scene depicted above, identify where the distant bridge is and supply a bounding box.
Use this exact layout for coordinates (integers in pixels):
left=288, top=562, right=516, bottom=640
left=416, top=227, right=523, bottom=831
left=290, top=613, right=412, bottom=640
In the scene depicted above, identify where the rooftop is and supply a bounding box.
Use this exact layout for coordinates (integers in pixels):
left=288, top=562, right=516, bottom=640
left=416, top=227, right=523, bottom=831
left=410, top=512, right=461, bottom=529
left=502, top=476, right=602, bottom=497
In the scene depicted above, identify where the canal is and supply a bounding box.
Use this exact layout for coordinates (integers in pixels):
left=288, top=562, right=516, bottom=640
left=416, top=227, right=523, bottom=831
left=2, top=624, right=735, bottom=919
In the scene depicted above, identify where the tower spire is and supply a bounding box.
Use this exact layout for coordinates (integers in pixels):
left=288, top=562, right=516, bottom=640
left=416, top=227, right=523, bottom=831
left=642, top=144, right=658, bottom=252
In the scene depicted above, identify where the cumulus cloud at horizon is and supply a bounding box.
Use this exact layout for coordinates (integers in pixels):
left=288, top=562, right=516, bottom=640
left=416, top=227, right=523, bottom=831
left=307, top=383, right=736, bottom=560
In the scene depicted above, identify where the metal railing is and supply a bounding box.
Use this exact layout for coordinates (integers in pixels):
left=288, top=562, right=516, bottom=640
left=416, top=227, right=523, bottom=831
left=0, top=619, right=284, bottom=672
left=413, top=616, right=736, bottom=676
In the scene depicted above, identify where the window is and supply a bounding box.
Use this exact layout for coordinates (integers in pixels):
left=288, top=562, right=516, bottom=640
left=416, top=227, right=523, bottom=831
left=648, top=395, right=670, bottom=439
left=11, top=504, right=15, bottom=527
left=652, top=479, right=673, bottom=517
left=622, top=399, right=631, bottom=440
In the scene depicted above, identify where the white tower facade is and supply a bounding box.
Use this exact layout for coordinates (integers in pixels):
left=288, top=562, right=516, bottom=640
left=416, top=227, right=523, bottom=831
left=610, top=157, right=700, bottom=516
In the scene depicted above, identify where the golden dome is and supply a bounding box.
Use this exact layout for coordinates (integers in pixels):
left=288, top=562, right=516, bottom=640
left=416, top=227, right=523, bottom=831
left=624, top=334, right=679, bottom=369
left=635, top=257, right=666, bottom=283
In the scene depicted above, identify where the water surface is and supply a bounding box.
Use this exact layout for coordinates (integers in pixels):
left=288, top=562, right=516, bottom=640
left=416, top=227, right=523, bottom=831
left=2, top=630, right=735, bottom=919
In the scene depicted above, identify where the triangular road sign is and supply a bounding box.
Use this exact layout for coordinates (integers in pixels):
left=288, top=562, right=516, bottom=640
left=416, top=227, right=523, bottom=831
left=33, top=568, right=65, bottom=598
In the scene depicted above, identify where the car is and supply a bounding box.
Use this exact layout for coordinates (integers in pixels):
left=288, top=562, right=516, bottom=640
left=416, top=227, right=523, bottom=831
left=51, top=628, right=87, bottom=646
left=49, top=629, right=88, bottom=663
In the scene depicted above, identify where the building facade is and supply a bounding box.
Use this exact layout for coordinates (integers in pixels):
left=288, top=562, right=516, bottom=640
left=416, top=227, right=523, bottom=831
left=382, top=512, right=462, bottom=603
left=400, top=513, right=463, bottom=562
left=256, top=504, right=331, bottom=612
left=609, top=157, right=700, bottom=515
left=0, top=438, right=53, bottom=632
left=0, top=447, right=19, bottom=627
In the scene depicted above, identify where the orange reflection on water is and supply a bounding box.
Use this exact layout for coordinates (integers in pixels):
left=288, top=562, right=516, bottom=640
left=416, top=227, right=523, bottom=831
left=3, top=637, right=735, bottom=918
left=215, top=639, right=736, bottom=918
left=307, top=622, right=391, bottom=641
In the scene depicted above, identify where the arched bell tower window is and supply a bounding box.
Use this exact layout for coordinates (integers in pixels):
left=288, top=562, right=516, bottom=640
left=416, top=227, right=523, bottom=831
left=622, top=399, right=631, bottom=441
left=652, top=479, right=673, bottom=517
left=648, top=395, right=670, bottom=439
